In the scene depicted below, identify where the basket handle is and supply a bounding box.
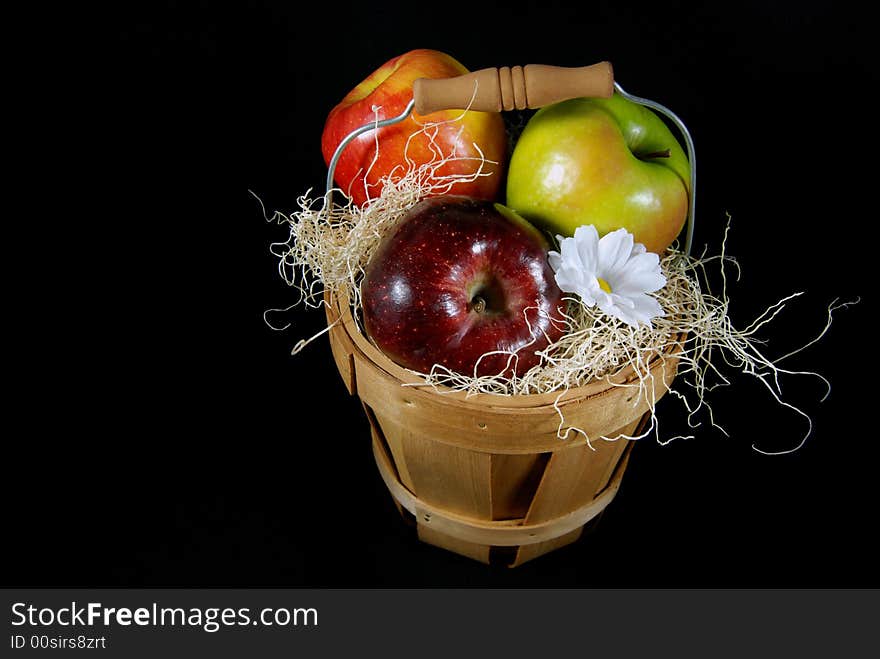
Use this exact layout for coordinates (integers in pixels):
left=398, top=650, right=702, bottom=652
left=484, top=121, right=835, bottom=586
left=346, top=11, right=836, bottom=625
left=413, top=62, right=614, bottom=115
left=325, top=61, right=696, bottom=256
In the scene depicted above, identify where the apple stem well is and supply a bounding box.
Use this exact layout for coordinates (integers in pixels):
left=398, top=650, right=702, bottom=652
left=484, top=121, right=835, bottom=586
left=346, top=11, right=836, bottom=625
left=468, top=277, right=507, bottom=315
left=636, top=148, right=671, bottom=160
left=470, top=296, right=487, bottom=314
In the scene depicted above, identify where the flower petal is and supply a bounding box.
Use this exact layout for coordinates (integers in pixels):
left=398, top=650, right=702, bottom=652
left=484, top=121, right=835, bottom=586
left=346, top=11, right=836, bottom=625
left=628, top=250, right=661, bottom=271
left=610, top=293, right=636, bottom=309
left=573, top=224, right=600, bottom=245
left=552, top=264, right=579, bottom=291
left=554, top=265, right=596, bottom=306
left=612, top=253, right=666, bottom=295
left=548, top=225, right=664, bottom=327
left=559, top=235, right=585, bottom=272
left=628, top=293, right=666, bottom=326
left=597, top=228, right=634, bottom=278
left=573, top=225, right=599, bottom=274
left=597, top=296, right=639, bottom=328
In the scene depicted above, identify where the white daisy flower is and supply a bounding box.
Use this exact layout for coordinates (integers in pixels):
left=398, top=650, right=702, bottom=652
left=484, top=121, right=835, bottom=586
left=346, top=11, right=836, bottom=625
left=548, top=225, right=666, bottom=328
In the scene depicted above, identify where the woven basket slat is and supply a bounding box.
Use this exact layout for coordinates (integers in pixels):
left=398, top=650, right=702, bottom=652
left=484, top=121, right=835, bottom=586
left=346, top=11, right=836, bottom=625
left=325, top=290, right=682, bottom=566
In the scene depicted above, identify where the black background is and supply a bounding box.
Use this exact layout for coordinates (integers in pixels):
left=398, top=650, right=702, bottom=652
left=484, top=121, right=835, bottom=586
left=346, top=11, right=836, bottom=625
left=7, top=1, right=877, bottom=587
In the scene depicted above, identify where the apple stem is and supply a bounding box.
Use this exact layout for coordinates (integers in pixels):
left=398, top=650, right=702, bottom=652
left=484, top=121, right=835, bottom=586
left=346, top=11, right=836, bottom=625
left=471, top=296, right=487, bottom=314
left=637, top=149, right=671, bottom=160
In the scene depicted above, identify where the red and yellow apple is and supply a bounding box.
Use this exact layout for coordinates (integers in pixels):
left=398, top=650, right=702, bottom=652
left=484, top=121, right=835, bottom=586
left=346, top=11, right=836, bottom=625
left=361, top=196, right=564, bottom=377
left=506, top=93, right=690, bottom=254
left=321, top=49, right=507, bottom=207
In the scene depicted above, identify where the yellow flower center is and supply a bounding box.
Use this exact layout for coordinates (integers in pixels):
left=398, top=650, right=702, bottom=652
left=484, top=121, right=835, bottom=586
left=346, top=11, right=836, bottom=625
left=597, top=277, right=612, bottom=294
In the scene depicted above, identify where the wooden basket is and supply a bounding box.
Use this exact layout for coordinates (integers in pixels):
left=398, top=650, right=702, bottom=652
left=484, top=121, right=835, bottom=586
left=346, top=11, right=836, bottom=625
left=325, top=290, right=683, bottom=567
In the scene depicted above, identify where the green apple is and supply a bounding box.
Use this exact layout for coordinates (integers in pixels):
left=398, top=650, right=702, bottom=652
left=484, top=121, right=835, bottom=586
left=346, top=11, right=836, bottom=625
left=505, top=93, right=690, bottom=254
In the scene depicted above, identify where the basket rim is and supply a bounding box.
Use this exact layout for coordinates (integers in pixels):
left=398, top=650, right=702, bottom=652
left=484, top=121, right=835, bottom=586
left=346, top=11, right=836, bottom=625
left=326, top=287, right=685, bottom=410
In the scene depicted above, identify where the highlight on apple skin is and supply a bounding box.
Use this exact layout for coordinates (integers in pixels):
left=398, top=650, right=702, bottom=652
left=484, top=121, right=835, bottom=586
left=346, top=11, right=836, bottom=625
left=506, top=93, right=691, bottom=255
left=360, top=195, right=565, bottom=378
left=321, top=49, right=508, bottom=208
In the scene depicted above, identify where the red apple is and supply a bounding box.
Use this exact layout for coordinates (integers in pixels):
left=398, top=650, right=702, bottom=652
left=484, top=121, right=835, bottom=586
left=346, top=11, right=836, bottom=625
left=361, top=196, right=565, bottom=377
left=321, top=49, right=507, bottom=207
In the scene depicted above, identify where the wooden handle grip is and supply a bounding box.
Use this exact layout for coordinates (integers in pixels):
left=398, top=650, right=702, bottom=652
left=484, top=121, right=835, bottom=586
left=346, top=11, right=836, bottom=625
left=412, top=62, right=614, bottom=115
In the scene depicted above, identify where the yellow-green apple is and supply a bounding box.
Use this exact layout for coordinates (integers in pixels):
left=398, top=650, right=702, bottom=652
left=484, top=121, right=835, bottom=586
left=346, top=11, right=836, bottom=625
left=361, top=196, right=565, bottom=377
left=506, top=93, right=690, bottom=254
left=321, top=49, right=507, bottom=207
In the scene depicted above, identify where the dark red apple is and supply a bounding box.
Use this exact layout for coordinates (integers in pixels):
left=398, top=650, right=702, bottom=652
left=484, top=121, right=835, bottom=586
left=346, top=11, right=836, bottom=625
left=361, top=196, right=565, bottom=377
